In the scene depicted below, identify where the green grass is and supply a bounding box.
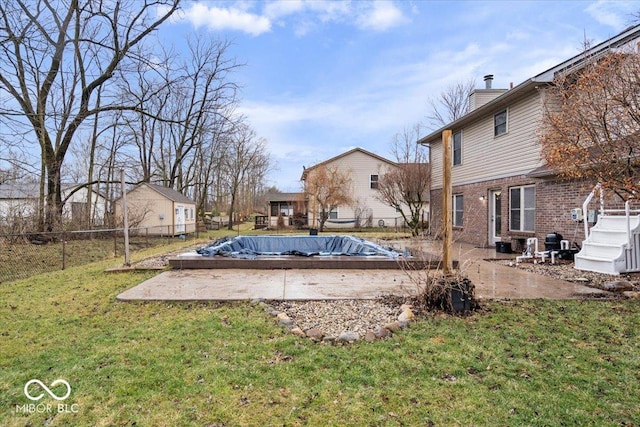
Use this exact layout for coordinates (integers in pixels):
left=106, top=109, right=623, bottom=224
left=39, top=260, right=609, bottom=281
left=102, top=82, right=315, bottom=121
left=1, top=242, right=639, bottom=426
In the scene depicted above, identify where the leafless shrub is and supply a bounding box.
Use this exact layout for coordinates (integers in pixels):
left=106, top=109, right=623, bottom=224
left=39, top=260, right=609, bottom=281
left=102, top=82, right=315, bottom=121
left=396, top=236, right=478, bottom=316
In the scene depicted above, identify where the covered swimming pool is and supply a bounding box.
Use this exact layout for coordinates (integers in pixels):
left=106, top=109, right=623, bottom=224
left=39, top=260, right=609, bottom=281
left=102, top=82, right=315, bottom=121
left=169, top=235, right=441, bottom=270
left=195, top=235, right=402, bottom=258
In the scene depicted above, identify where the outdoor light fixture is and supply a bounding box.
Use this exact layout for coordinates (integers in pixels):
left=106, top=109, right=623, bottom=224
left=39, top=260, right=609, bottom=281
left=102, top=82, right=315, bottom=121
left=479, top=195, right=486, bottom=201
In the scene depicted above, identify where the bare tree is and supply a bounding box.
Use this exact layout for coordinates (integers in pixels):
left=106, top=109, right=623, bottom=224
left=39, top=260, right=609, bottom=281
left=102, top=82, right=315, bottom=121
left=303, top=164, right=353, bottom=232
left=0, top=0, right=180, bottom=230
left=426, top=78, right=477, bottom=129
left=539, top=49, right=640, bottom=200
left=223, top=123, right=271, bottom=230
left=152, top=37, right=240, bottom=191
left=376, top=124, right=430, bottom=236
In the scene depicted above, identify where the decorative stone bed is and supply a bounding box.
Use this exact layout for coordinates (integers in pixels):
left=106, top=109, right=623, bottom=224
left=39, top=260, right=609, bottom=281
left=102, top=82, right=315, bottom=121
left=262, top=299, right=418, bottom=344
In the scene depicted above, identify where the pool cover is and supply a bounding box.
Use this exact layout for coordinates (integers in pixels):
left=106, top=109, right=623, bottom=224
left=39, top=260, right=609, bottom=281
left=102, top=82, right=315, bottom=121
left=196, top=235, right=401, bottom=259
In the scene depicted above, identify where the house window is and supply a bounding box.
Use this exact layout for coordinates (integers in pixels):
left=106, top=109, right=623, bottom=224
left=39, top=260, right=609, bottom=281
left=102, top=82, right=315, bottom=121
left=494, top=109, right=507, bottom=136
left=280, top=204, right=293, bottom=216
left=190, top=208, right=194, bottom=219
left=370, top=174, right=379, bottom=189
left=453, top=194, right=463, bottom=227
left=329, top=208, right=338, bottom=220
left=510, top=185, right=535, bottom=232
left=271, top=204, right=278, bottom=217
left=453, top=131, right=462, bottom=166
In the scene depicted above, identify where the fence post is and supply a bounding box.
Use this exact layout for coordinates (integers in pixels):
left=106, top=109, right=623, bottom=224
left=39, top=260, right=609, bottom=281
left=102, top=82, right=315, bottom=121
left=62, top=236, right=66, bottom=270
left=120, top=169, right=130, bottom=266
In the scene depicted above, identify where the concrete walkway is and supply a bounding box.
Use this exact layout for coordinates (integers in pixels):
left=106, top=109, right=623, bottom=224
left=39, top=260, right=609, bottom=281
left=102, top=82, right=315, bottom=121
left=116, top=242, right=606, bottom=301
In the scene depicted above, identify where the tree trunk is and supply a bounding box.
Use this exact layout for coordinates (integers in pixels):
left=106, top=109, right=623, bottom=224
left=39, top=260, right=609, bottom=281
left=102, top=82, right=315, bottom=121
left=45, top=158, right=63, bottom=231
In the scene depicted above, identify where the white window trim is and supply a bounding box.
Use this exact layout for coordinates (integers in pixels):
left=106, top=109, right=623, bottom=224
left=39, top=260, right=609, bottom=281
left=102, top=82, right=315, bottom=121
left=453, top=194, right=463, bottom=227
left=494, top=108, right=508, bottom=137
left=509, top=185, right=535, bottom=232
left=453, top=130, right=462, bottom=166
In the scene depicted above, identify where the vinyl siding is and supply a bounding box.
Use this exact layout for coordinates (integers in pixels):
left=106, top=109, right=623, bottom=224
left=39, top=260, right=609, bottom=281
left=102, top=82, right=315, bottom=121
left=115, top=184, right=196, bottom=234
left=306, top=150, right=403, bottom=224
left=469, top=89, right=508, bottom=110
left=431, top=93, right=544, bottom=189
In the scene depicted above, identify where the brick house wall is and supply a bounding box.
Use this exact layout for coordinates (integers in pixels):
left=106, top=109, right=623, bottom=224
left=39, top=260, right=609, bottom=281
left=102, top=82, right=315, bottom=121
left=430, top=176, right=631, bottom=250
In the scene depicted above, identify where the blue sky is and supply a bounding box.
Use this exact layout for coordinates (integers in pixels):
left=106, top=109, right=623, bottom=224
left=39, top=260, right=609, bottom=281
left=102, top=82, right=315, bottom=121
left=159, top=0, right=640, bottom=192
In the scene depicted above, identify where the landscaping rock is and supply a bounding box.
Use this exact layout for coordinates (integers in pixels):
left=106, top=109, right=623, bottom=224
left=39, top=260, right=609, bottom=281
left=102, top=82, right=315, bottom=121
left=304, top=328, right=324, bottom=341
left=277, top=312, right=294, bottom=326
left=623, top=291, right=640, bottom=299
left=373, top=325, right=392, bottom=338
left=602, top=280, right=634, bottom=292
left=398, top=304, right=415, bottom=323
left=364, top=331, right=377, bottom=342
left=384, top=321, right=401, bottom=332
left=337, top=331, right=360, bottom=343
left=322, top=336, right=336, bottom=344
left=290, top=327, right=306, bottom=337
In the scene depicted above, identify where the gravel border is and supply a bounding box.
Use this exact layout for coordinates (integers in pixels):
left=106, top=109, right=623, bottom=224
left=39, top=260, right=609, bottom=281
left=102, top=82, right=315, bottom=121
left=262, top=298, right=415, bottom=344
left=489, top=258, right=640, bottom=291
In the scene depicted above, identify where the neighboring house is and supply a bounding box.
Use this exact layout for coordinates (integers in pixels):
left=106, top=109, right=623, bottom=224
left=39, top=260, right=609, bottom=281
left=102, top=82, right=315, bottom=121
left=301, top=147, right=427, bottom=229
left=265, top=192, right=307, bottom=229
left=419, top=25, right=640, bottom=250
left=114, top=183, right=196, bottom=236
left=62, top=184, right=107, bottom=226
left=0, top=182, right=40, bottom=224
left=0, top=181, right=106, bottom=229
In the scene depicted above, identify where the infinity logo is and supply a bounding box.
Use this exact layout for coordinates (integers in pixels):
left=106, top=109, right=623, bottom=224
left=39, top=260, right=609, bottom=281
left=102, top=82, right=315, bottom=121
left=24, top=379, right=71, bottom=401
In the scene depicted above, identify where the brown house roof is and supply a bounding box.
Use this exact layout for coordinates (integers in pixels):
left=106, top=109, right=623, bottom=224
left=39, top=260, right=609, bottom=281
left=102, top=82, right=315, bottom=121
left=265, top=192, right=306, bottom=203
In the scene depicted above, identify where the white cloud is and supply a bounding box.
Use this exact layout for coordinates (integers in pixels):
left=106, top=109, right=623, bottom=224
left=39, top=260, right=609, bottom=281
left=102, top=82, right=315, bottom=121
left=172, top=1, right=408, bottom=36
left=356, top=1, right=407, bottom=31
left=177, top=3, right=271, bottom=36
left=264, top=0, right=305, bottom=19
left=585, top=0, right=635, bottom=30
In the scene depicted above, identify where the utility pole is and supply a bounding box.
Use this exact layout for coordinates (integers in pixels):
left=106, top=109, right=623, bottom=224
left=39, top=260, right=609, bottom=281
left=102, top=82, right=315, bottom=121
left=442, top=130, right=453, bottom=275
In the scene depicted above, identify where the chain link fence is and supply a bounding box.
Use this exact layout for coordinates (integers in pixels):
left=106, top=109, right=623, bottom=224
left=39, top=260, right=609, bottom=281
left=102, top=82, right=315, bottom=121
left=0, top=225, right=205, bottom=284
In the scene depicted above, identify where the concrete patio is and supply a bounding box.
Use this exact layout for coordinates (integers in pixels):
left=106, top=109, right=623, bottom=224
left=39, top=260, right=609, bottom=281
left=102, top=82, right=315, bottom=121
left=117, top=242, right=607, bottom=301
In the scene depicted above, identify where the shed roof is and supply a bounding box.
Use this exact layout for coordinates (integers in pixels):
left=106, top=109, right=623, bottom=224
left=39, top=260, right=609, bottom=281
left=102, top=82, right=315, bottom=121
left=142, top=183, right=195, bottom=204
